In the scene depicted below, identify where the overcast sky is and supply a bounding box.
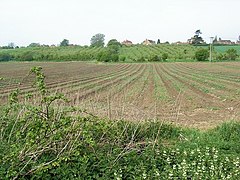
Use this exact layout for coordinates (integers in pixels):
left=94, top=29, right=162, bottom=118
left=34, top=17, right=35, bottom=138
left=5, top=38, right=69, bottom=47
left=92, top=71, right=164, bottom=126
left=0, top=0, right=239, bottom=46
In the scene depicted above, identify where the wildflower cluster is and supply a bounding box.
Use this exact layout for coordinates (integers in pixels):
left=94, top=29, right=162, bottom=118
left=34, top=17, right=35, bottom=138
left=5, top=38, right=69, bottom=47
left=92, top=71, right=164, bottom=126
left=162, top=147, right=240, bottom=179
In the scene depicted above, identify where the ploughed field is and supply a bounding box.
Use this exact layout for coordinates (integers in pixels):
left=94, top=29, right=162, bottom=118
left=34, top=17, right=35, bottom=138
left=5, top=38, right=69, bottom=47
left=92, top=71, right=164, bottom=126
left=0, top=61, right=240, bottom=129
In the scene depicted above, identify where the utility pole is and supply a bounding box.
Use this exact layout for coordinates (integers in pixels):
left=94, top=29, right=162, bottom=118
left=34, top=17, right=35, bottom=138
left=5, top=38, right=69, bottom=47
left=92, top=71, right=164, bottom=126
left=209, top=37, right=214, bottom=62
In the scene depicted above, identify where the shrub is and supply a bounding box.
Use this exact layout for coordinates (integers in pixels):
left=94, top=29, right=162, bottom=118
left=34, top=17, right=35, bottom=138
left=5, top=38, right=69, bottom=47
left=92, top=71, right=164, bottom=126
left=216, top=53, right=224, bottom=61
left=21, top=51, right=34, bottom=61
left=0, top=53, right=12, bottom=61
left=225, top=48, right=238, bottom=60
left=119, top=56, right=126, bottom=61
left=162, top=53, right=169, bottom=61
left=195, top=48, right=209, bottom=61
left=150, top=55, right=161, bottom=62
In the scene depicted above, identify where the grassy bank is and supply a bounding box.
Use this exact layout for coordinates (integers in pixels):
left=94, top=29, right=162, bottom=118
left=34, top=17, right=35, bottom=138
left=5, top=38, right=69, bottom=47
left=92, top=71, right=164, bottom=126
left=1, top=103, right=239, bottom=179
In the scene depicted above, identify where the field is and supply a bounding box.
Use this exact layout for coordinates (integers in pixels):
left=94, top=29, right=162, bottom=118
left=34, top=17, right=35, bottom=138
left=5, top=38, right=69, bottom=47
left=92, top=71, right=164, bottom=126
left=214, top=45, right=240, bottom=54
left=1, top=61, right=240, bottom=129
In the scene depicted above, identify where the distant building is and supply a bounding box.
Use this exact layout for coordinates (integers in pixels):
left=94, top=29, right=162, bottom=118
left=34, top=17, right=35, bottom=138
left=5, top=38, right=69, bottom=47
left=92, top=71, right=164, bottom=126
left=121, top=40, right=133, bottom=46
left=213, top=38, right=235, bottom=45
left=142, top=39, right=156, bottom=45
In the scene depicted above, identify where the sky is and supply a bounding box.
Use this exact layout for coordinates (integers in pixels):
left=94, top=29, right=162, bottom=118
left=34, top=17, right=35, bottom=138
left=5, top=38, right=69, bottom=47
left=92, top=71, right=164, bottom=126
left=0, top=0, right=239, bottom=46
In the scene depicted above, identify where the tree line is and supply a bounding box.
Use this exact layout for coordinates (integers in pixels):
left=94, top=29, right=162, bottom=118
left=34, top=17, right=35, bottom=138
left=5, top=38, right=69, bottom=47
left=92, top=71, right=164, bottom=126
left=0, top=32, right=239, bottom=62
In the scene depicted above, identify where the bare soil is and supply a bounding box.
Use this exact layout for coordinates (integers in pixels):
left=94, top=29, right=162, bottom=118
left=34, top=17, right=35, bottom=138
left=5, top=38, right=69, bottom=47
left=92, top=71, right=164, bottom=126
left=1, top=61, right=239, bottom=130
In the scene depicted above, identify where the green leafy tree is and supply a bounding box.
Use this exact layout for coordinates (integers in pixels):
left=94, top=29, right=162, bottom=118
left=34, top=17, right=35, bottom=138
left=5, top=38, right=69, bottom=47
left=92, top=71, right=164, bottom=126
left=90, top=33, right=105, bottom=47
left=60, top=39, right=69, bottom=46
left=28, top=43, right=41, bottom=47
left=190, top=30, right=205, bottom=45
left=195, top=48, right=209, bottom=61
left=107, top=39, right=121, bottom=47
left=157, top=39, right=161, bottom=44
left=97, top=49, right=119, bottom=62
left=96, top=39, right=120, bottom=62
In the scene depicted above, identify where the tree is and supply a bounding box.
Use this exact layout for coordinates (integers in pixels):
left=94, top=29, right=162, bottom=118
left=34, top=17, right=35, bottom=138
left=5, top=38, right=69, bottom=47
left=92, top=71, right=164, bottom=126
left=195, top=48, right=209, bottom=61
left=8, top=42, right=15, bottom=49
left=28, top=43, right=41, bottom=47
left=97, top=47, right=119, bottom=62
left=90, top=33, right=105, bottom=47
left=157, top=39, right=161, bottom=44
left=190, top=30, right=205, bottom=45
left=60, top=39, right=69, bottom=47
left=107, top=39, right=121, bottom=54
left=107, top=39, right=121, bottom=47
left=96, top=39, right=121, bottom=62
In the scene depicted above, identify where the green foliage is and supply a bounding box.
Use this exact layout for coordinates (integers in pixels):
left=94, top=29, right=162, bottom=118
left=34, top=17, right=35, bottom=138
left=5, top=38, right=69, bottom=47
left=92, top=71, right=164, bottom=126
left=149, top=55, right=161, bottom=62
left=0, top=53, right=12, bottom=61
left=119, top=44, right=197, bottom=62
left=162, top=53, right=168, bottom=61
left=97, top=40, right=121, bottom=62
left=97, top=50, right=119, bottom=62
left=107, top=39, right=121, bottom=47
left=216, top=48, right=238, bottom=61
left=0, top=67, right=239, bottom=179
left=28, top=43, right=41, bottom=48
left=225, top=48, right=238, bottom=60
left=90, top=33, right=105, bottom=47
left=60, top=39, right=69, bottom=47
left=119, top=56, right=126, bottom=61
left=216, top=53, right=225, bottom=61
left=190, top=30, right=205, bottom=45
left=1, top=44, right=238, bottom=62
left=21, top=51, right=34, bottom=61
left=195, top=48, right=209, bottom=61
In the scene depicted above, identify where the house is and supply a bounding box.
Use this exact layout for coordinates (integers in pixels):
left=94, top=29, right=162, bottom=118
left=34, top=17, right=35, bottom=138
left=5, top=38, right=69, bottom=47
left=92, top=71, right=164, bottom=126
left=142, top=39, right=156, bottom=45
left=122, top=40, right=133, bottom=46
left=213, top=38, right=235, bottom=45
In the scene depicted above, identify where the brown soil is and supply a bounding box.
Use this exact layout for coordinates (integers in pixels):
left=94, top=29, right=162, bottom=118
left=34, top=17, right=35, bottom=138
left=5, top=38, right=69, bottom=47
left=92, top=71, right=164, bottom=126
left=1, top=61, right=239, bottom=130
